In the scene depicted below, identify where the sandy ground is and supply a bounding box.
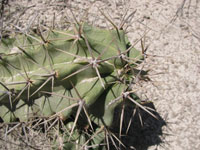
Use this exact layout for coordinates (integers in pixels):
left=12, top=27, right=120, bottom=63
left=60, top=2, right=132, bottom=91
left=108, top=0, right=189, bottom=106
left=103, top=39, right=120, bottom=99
left=0, top=0, right=200, bottom=150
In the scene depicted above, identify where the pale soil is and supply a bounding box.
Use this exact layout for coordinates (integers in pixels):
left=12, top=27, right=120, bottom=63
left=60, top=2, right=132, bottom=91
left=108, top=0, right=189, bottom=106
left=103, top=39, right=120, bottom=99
left=0, top=0, right=200, bottom=150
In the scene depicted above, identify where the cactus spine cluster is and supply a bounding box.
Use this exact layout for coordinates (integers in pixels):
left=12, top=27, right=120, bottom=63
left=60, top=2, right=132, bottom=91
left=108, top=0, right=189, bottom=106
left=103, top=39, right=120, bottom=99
left=0, top=22, right=154, bottom=149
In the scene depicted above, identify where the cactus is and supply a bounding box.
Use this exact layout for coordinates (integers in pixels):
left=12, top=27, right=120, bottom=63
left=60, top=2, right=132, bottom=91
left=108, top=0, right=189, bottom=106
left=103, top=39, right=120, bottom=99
left=0, top=22, right=154, bottom=149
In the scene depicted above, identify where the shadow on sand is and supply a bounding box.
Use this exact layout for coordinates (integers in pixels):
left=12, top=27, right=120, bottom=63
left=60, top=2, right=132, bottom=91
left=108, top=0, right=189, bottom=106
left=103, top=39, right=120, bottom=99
left=111, top=102, right=166, bottom=150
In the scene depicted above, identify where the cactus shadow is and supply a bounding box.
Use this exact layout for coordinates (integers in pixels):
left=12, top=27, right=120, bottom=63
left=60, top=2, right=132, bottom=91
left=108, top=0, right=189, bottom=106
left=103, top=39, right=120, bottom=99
left=111, top=102, right=166, bottom=150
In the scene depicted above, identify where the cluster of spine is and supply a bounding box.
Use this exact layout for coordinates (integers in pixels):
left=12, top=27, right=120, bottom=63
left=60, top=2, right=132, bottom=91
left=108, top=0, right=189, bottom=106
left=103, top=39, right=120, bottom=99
left=0, top=23, right=153, bottom=149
